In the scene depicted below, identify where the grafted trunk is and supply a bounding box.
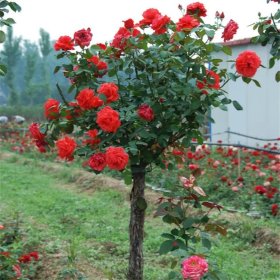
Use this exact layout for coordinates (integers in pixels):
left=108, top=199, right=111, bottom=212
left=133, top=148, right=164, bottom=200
left=127, top=166, right=146, bottom=280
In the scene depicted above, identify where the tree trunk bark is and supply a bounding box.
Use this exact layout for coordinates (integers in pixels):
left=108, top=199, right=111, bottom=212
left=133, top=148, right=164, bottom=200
left=127, top=166, right=146, bottom=280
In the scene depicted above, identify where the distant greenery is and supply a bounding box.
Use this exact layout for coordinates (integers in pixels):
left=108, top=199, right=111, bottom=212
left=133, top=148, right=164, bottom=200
left=0, top=27, right=72, bottom=107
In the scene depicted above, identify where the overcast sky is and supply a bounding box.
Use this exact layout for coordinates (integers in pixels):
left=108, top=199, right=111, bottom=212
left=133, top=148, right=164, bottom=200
left=10, top=0, right=279, bottom=44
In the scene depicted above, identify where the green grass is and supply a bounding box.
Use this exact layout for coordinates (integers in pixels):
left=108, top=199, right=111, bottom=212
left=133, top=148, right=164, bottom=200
left=0, top=152, right=279, bottom=280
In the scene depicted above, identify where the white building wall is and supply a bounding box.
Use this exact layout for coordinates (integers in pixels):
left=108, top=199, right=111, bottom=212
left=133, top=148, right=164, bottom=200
left=211, top=43, right=280, bottom=146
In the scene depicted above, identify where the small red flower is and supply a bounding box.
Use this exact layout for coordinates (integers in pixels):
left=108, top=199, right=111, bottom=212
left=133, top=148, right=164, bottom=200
left=236, top=50, right=261, bottom=78
left=254, top=185, right=267, bottom=195
left=29, top=251, right=39, bottom=261
left=138, top=8, right=161, bottom=27
left=222, top=19, right=239, bottom=42
left=97, top=83, right=119, bottom=103
left=105, top=146, right=129, bottom=171
left=56, top=136, right=77, bottom=161
left=151, top=15, right=171, bottom=35
left=83, top=129, right=101, bottom=146
left=76, top=88, right=103, bottom=110
left=88, top=153, right=107, bottom=171
left=96, top=106, right=121, bottom=133
left=54, top=36, right=74, bottom=51
left=137, top=104, right=154, bottom=121
left=44, top=98, right=60, bottom=120
left=186, top=2, right=207, bottom=17
left=13, top=264, right=21, bottom=279
left=19, top=254, right=32, bottom=263
left=74, top=28, right=92, bottom=47
left=176, top=14, right=200, bottom=32
left=29, top=123, right=45, bottom=143
left=123, top=18, right=134, bottom=29
left=87, top=55, right=108, bottom=77
left=271, top=204, right=278, bottom=216
left=197, top=70, right=220, bottom=94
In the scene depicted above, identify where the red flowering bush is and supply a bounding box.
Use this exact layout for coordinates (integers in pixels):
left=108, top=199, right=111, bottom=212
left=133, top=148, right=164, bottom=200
left=32, top=2, right=265, bottom=279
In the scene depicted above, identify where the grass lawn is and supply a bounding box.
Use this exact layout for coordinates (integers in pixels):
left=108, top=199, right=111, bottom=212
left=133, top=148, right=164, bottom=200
left=0, top=151, right=279, bottom=279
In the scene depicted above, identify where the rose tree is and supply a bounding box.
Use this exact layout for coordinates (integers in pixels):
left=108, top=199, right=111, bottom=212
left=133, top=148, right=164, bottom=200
left=30, top=3, right=262, bottom=279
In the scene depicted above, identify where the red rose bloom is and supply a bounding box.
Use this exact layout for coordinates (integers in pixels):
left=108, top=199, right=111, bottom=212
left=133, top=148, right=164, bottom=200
left=56, top=136, right=77, bottom=161
left=76, top=88, right=103, bottom=110
left=96, top=106, right=121, bottom=133
left=236, top=50, right=261, bottom=78
left=29, top=123, right=45, bottom=142
left=74, top=28, right=92, bottom=47
left=271, top=204, right=278, bottom=216
left=19, top=254, right=31, bottom=263
left=138, top=8, right=161, bottom=27
left=187, top=2, right=207, bottom=17
left=105, top=146, right=129, bottom=171
left=44, top=98, right=60, bottom=120
left=54, top=36, right=74, bottom=51
left=96, top=43, right=107, bottom=50
left=97, top=83, right=119, bottom=103
left=83, top=129, right=101, bottom=146
left=254, top=185, right=267, bottom=195
left=29, top=251, right=39, bottom=261
left=197, top=70, right=220, bottom=94
left=137, top=104, right=154, bottom=121
left=222, top=19, right=239, bottom=42
left=111, top=27, right=141, bottom=51
left=88, top=153, right=107, bottom=171
left=151, top=15, right=171, bottom=34
left=87, top=55, right=108, bottom=77
left=29, top=123, right=47, bottom=153
left=176, top=15, right=200, bottom=32
left=123, top=18, right=134, bottom=29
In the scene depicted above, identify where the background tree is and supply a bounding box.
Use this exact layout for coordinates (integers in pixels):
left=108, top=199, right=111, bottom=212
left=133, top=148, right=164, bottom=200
left=1, top=27, right=21, bottom=105
left=22, top=40, right=39, bottom=105
left=0, top=0, right=21, bottom=76
left=39, top=28, right=52, bottom=99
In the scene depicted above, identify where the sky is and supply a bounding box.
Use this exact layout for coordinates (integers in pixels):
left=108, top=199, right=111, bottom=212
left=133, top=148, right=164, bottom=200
left=8, top=0, right=279, bottom=45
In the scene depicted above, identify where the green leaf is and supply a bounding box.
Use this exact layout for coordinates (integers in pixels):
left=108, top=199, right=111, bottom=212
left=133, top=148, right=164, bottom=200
left=161, top=233, right=175, bottom=240
left=122, top=169, right=132, bottom=185
left=269, top=57, right=275, bottom=69
left=252, top=79, right=261, bottom=87
left=0, top=30, right=5, bottom=43
left=159, top=239, right=174, bottom=255
left=222, top=45, right=232, bottom=55
left=136, top=197, right=147, bottom=210
left=53, top=66, right=61, bottom=74
left=276, top=71, right=280, bottom=82
left=232, top=100, right=243, bottom=110
left=201, top=215, right=209, bottom=224
left=202, top=238, right=212, bottom=250
left=182, top=217, right=195, bottom=229
left=242, top=76, right=251, bottom=84
left=8, top=2, right=21, bottom=12
left=2, top=17, right=16, bottom=26
left=0, top=64, right=7, bottom=76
